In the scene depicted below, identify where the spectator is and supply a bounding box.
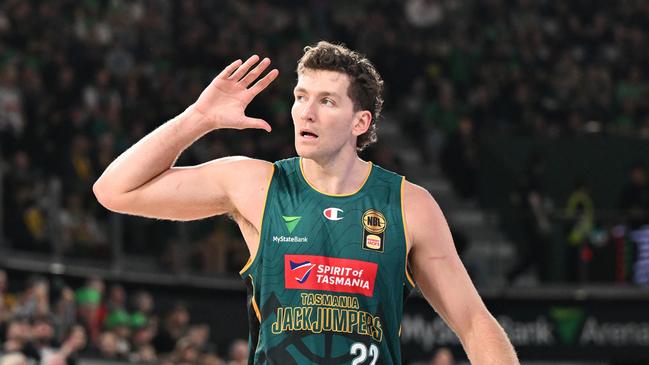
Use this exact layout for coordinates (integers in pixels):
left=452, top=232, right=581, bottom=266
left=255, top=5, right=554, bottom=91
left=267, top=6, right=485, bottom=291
left=187, top=324, right=215, bottom=355
left=104, top=309, right=132, bottom=356
left=630, top=225, right=649, bottom=286
left=3, top=318, right=30, bottom=354
left=59, top=192, right=108, bottom=259
left=0, top=353, right=28, bottom=365
left=440, top=116, right=479, bottom=198
left=3, top=151, right=50, bottom=252
left=199, top=353, right=226, bottom=365
left=48, top=324, right=87, bottom=365
left=22, top=315, right=57, bottom=363
left=75, top=283, right=102, bottom=342
left=564, top=179, right=596, bottom=282
left=429, top=347, right=454, bottom=365
left=53, top=286, right=76, bottom=342
left=105, top=284, right=127, bottom=313
left=619, top=163, right=649, bottom=229
left=0, top=270, right=17, bottom=323
left=131, top=291, right=154, bottom=316
left=92, top=331, right=126, bottom=361
left=405, top=0, right=444, bottom=28
left=506, top=152, right=554, bottom=284
left=153, top=302, right=190, bottom=355
left=13, top=276, right=49, bottom=319
left=227, top=339, right=248, bottom=365
left=170, top=337, right=201, bottom=365
left=129, top=344, right=156, bottom=364
left=130, top=320, right=157, bottom=364
left=0, top=63, right=24, bottom=140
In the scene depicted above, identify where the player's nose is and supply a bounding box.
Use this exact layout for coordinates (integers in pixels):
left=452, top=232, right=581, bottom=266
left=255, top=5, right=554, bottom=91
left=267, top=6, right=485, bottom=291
left=299, top=101, right=316, bottom=122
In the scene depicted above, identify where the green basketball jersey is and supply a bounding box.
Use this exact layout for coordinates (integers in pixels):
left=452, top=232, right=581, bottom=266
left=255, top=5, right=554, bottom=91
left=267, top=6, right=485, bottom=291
left=240, top=157, right=416, bottom=365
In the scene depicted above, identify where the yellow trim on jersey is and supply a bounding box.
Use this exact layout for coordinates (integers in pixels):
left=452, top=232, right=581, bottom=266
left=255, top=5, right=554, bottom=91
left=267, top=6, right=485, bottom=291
left=401, top=177, right=416, bottom=288
left=249, top=274, right=262, bottom=322
left=299, top=157, right=372, bottom=197
left=240, top=165, right=276, bottom=275
left=240, top=257, right=253, bottom=275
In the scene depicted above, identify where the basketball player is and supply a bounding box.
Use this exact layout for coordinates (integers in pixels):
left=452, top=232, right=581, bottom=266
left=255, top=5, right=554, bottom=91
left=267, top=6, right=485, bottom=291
left=94, top=42, right=518, bottom=364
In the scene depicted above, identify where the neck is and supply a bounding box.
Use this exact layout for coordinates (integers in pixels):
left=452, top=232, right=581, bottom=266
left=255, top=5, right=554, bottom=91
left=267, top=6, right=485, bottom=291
left=301, top=152, right=370, bottom=195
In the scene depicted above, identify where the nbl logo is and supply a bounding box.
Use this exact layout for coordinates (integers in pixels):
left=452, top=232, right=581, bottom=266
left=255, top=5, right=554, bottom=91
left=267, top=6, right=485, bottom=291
left=362, top=209, right=386, bottom=252
left=289, top=260, right=316, bottom=283
left=363, top=210, right=386, bottom=234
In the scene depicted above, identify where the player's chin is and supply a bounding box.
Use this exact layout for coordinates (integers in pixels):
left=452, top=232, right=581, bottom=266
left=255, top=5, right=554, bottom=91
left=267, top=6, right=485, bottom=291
left=294, top=144, right=314, bottom=159
left=294, top=141, right=317, bottom=158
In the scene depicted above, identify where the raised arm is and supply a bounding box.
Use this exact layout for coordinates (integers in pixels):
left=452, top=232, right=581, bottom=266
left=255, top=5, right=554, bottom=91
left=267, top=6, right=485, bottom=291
left=93, top=55, right=279, bottom=221
left=404, top=182, right=519, bottom=364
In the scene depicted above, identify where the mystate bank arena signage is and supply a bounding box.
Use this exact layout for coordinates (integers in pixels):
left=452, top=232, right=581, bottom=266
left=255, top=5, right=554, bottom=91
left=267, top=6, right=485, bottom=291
left=400, top=294, right=649, bottom=363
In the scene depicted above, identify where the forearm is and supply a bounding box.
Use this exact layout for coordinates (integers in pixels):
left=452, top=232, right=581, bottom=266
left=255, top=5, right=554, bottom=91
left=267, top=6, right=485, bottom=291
left=463, top=312, right=519, bottom=365
left=94, top=106, right=213, bottom=197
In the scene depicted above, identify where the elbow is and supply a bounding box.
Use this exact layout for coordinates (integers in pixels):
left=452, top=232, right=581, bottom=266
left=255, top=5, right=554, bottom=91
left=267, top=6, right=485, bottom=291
left=93, top=179, right=123, bottom=212
left=464, top=309, right=503, bottom=343
left=92, top=180, right=112, bottom=209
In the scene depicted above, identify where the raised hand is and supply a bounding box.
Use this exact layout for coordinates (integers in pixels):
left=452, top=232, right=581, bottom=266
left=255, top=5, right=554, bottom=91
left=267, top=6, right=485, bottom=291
left=191, top=55, right=279, bottom=132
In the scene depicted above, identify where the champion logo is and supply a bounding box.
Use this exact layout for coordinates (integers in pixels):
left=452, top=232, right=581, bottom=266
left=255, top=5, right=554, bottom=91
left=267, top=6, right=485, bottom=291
left=289, top=260, right=316, bottom=283
left=323, top=207, right=344, bottom=221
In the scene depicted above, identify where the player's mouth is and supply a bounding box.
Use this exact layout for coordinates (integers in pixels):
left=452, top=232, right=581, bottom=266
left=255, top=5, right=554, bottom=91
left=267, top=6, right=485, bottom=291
left=299, top=129, right=319, bottom=140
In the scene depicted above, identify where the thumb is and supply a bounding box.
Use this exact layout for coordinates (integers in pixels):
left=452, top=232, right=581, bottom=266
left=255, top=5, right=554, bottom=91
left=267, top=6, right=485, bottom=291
left=243, top=117, right=272, bottom=132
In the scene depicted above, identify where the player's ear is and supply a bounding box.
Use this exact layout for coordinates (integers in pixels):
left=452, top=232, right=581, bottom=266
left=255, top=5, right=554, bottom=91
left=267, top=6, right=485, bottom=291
left=352, top=110, right=372, bottom=137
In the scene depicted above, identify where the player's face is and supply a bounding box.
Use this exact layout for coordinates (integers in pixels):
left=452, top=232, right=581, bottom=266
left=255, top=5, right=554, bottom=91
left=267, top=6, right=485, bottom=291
left=291, top=69, right=364, bottom=160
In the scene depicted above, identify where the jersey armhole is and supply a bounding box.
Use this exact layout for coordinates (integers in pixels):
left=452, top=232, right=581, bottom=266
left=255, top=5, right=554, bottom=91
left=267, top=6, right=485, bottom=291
left=240, top=164, right=276, bottom=276
left=401, top=177, right=416, bottom=288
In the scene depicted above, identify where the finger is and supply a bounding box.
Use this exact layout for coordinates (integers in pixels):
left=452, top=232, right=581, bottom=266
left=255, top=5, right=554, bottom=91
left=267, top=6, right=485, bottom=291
left=243, top=117, right=272, bottom=133
left=228, top=55, right=260, bottom=81
left=247, top=69, right=279, bottom=98
left=215, top=59, right=243, bottom=80
left=239, top=57, right=271, bottom=87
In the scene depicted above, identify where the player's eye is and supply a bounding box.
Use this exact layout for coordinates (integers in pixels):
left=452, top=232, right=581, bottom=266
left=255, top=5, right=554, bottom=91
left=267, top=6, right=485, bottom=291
left=322, top=98, right=334, bottom=106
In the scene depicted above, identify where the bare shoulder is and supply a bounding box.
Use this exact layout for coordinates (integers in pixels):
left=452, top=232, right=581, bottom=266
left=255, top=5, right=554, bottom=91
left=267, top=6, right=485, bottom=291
left=212, top=156, right=274, bottom=225
left=202, top=156, right=273, bottom=192
left=403, top=180, right=436, bottom=208
left=403, top=180, right=443, bottom=223
left=402, top=180, right=449, bottom=251
left=205, top=156, right=273, bottom=176
left=209, top=156, right=274, bottom=198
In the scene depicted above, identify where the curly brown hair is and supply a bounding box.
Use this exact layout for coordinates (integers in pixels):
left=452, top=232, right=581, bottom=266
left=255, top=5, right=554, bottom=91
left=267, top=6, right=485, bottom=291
left=297, top=41, right=384, bottom=151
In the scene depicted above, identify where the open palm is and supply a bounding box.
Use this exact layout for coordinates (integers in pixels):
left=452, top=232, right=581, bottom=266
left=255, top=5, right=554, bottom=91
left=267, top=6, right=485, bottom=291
left=192, top=55, right=279, bottom=132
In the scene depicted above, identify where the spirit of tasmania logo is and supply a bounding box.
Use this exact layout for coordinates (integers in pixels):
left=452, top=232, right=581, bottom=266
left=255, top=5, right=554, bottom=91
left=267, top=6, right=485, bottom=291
left=285, top=255, right=378, bottom=297
left=289, top=260, right=317, bottom=283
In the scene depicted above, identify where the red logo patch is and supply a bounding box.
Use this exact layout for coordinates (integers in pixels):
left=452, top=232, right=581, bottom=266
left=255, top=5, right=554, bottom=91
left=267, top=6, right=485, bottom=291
left=284, top=255, right=378, bottom=297
left=323, top=207, right=344, bottom=221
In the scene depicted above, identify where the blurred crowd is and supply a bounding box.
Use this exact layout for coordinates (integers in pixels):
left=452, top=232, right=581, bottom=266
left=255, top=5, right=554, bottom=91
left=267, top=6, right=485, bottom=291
left=0, top=269, right=248, bottom=365
left=502, top=152, right=649, bottom=286
left=1, top=0, right=649, bottom=272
